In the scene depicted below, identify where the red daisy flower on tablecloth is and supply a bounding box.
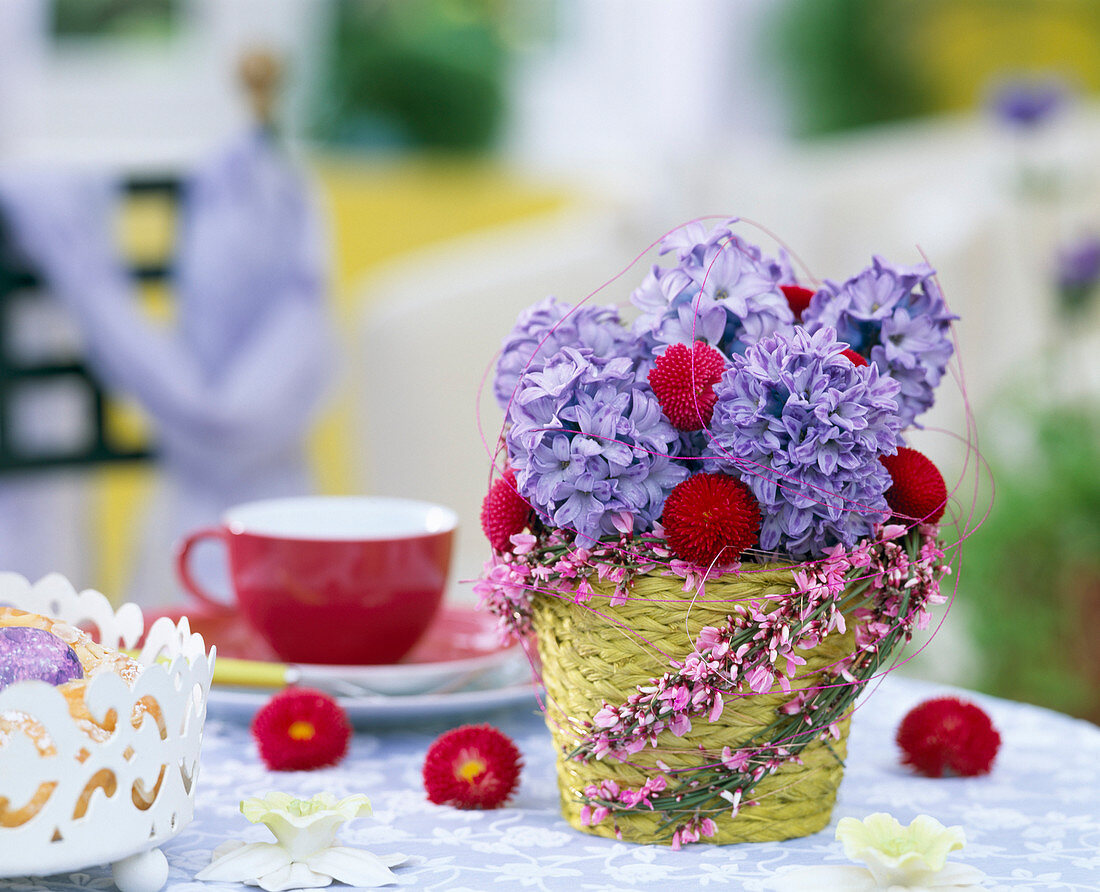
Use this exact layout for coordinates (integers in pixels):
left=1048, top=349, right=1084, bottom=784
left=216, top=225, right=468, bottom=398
left=896, top=696, right=1001, bottom=777
left=481, top=467, right=534, bottom=552
left=423, top=724, right=522, bottom=809
left=251, top=687, right=351, bottom=771
left=781, top=284, right=816, bottom=321
left=647, top=341, right=728, bottom=431
left=661, top=472, right=761, bottom=566
left=881, top=446, right=948, bottom=524
left=841, top=348, right=868, bottom=367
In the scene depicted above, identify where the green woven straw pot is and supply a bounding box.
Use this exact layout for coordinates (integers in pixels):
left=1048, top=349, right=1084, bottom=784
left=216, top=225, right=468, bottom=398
left=532, top=565, right=856, bottom=845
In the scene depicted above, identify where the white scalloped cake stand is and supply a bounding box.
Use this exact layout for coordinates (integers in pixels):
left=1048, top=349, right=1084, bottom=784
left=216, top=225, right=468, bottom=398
left=0, top=573, right=215, bottom=892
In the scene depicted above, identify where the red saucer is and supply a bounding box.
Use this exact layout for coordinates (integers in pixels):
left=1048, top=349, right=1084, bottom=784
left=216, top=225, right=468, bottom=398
left=142, top=603, right=508, bottom=666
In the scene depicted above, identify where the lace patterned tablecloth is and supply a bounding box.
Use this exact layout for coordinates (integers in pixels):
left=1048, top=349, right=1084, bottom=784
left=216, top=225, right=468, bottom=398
left=3, top=675, right=1099, bottom=892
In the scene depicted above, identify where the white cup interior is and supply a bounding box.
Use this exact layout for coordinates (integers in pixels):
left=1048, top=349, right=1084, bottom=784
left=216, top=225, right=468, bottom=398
left=224, top=496, right=458, bottom=541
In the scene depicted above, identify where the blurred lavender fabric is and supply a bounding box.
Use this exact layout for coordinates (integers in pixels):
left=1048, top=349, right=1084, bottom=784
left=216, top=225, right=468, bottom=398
left=0, top=132, right=333, bottom=605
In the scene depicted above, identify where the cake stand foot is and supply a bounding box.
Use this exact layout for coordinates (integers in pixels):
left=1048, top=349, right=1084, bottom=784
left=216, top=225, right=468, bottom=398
left=112, top=847, right=169, bottom=892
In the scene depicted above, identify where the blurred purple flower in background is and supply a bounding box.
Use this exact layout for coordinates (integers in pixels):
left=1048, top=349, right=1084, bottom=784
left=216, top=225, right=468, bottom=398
left=1055, top=233, right=1100, bottom=317
left=803, top=257, right=956, bottom=429
left=705, top=326, right=902, bottom=559
left=506, top=347, right=687, bottom=544
left=988, top=75, right=1069, bottom=130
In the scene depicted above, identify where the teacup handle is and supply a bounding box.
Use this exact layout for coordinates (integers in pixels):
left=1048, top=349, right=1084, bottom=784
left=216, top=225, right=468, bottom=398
left=175, top=526, right=231, bottom=608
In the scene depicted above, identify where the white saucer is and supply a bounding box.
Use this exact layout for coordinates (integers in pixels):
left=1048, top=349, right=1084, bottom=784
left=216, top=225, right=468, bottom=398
left=206, top=679, right=541, bottom=726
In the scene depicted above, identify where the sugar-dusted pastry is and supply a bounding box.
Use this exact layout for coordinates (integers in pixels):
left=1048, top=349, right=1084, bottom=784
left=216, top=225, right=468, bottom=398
left=0, top=607, right=163, bottom=828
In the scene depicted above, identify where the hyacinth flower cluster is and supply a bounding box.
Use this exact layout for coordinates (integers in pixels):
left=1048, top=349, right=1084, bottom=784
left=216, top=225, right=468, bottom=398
left=505, top=347, right=687, bottom=544
left=493, top=296, right=640, bottom=410
left=705, top=325, right=904, bottom=559
left=630, top=218, right=795, bottom=363
left=478, top=216, right=962, bottom=847
left=802, top=257, right=957, bottom=429
left=487, top=217, right=956, bottom=563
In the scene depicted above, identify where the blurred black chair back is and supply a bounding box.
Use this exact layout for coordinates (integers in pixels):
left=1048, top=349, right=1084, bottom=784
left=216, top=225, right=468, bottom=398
left=0, top=176, right=179, bottom=473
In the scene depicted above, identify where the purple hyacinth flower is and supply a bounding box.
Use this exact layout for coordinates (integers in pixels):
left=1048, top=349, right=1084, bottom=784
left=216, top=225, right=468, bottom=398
left=506, top=347, right=687, bottom=543
left=631, top=219, right=795, bottom=368
left=705, top=326, right=903, bottom=559
left=493, top=296, right=639, bottom=410
left=1055, top=233, right=1100, bottom=316
left=989, top=76, right=1069, bottom=130
left=1057, top=234, right=1100, bottom=289
left=0, top=626, right=84, bottom=691
left=803, top=256, right=956, bottom=429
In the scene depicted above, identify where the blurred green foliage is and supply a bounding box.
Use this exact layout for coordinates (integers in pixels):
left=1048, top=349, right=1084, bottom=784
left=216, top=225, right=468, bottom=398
left=959, top=404, right=1100, bottom=721
left=314, top=0, right=507, bottom=152
left=769, top=0, right=1100, bottom=137
left=768, top=0, right=930, bottom=136
left=52, top=0, right=178, bottom=40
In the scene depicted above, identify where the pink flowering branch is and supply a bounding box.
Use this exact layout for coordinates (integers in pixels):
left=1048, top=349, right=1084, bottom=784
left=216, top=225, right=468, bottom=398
left=476, top=520, right=949, bottom=846
left=567, top=525, right=949, bottom=845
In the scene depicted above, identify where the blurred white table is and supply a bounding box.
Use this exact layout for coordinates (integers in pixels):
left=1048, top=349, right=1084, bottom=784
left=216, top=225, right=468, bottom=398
left=3, top=675, right=1098, bottom=891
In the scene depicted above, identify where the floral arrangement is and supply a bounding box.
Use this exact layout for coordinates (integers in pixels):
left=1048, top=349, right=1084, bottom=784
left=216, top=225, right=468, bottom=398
left=476, top=217, right=967, bottom=847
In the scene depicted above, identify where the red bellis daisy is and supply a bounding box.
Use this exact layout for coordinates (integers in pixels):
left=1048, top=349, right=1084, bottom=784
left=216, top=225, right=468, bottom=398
left=661, top=472, right=761, bottom=566
left=251, top=687, right=352, bottom=771
left=841, top=348, right=868, bottom=367
left=897, top=697, right=1001, bottom=777
left=881, top=446, right=948, bottom=524
left=781, top=284, right=816, bottom=321
left=647, top=341, right=727, bottom=431
left=423, top=724, right=522, bottom=809
left=481, top=467, right=533, bottom=552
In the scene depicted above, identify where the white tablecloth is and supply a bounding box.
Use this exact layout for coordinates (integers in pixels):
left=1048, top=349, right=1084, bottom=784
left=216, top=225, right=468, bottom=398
left=3, top=675, right=1099, bottom=891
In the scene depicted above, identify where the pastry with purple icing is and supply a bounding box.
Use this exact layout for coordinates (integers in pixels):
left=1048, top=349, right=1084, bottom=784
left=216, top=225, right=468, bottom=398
left=0, top=607, right=163, bottom=827
left=0, top=625, right=84, bottom=691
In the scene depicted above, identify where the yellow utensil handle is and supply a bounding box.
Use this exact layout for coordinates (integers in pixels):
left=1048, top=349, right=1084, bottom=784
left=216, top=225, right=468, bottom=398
left=211, top=657, right=290, bottom=689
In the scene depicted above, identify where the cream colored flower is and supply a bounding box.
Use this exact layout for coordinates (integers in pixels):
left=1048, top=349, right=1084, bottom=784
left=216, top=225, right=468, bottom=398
left=837, top=813, right=966, bottom=887
left=764, top=812, right=987, bottom=891
left=196, top=792, right=406, bottom=891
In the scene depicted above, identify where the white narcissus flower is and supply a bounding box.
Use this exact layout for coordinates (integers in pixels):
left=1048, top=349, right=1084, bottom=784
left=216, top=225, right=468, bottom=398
left=764, top=813, right=988, bottom=891
left=838, top=812, right=966, bottom=887
left=195, top=792, right=407, bottom=891
left=240, top=792, right=372, bottom=862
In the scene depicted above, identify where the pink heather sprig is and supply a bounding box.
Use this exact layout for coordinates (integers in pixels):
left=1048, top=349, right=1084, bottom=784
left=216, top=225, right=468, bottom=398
left=473, top=554, right=538, bottom=642
left=667, top=558, right=741, bottom=593
left=577, top=775, right=742, bottom=849
left=570, top=524, right=950, bottom=846
left=475, top=526, right=668, bottom=640
left=579, top=775, right=670, bottom=831
left=577, top=744, right=798, bottom=847
left=572, top=555, right=858, bottom=765
left=837, top=523, right=949, bottom=675
left=670, top=816, right=720, bottom=851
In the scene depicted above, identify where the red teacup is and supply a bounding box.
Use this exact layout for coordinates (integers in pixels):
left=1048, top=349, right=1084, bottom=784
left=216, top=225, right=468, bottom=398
left=175, top=496, right=457, bottom=665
